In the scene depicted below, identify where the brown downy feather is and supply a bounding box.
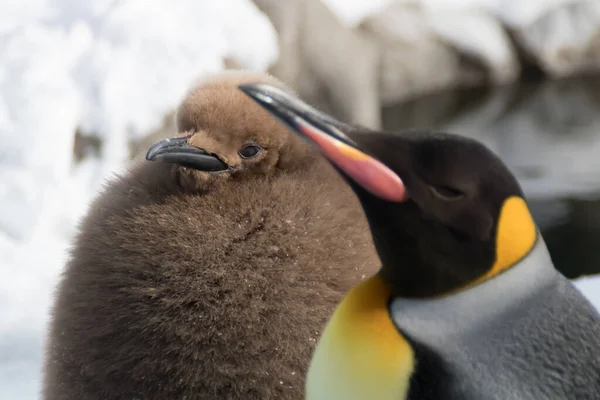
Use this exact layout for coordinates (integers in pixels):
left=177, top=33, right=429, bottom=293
left=42, top=70, right=379, bottom=400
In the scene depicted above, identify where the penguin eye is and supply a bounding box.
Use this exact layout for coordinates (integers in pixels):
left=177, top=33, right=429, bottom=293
left=239, top=145, right=263, bottom=159
left=429, top=185, right=465, bottom=201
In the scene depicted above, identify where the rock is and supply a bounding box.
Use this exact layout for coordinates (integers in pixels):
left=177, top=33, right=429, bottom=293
left=254, top=0, right=381, bottom=128
left=511, top=0, right=600, bottom=77
left=426, top=10, right=520, bottom=84
left=319, top=0, right=396, bottom=27
left=362, top=5, right=465, bottom=104
left=255, top=0, right=600, bottom=128
left=302, top=0, right=381, bottom=128
left=255, top=0, right=520, bottom=126
left=251, top=0, right=304, bottom=90
left=360, top=3, right=520, bottom=104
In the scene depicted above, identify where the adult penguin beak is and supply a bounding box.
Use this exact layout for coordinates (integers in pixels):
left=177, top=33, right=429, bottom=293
left=146, top=137, right=229, bottom=172
left=239, top=83, right=407, bottom=203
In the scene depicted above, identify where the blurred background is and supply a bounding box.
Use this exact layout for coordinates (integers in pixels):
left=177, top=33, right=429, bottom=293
left=2, top=0, right=600, bottom=398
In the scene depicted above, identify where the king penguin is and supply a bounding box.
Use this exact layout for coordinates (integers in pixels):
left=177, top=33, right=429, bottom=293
left=241, top=83, right=600, bottom=400
left=42, top=71, right=379, bottom=400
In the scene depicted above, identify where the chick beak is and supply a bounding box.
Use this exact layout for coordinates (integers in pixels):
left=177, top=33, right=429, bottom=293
left=239, top=83, right=407, bottom=203
left=146, top=137, right=229, bottom=172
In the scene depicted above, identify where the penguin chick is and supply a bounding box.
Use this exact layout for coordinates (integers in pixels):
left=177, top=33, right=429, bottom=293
left=242, top=83, right=600, bottom=400
left=146, top=70, right=313, bottom=192
left=42, top=71, right=379, bottom=400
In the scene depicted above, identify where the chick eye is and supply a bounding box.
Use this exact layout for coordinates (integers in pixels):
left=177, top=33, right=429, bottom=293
left=429, top=184, right=465, bottom=201
left=239, top=145, right=263, bottom=159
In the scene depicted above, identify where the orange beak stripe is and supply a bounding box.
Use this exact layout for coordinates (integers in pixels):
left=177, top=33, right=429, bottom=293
left=298, top=121, right=407, bottom=203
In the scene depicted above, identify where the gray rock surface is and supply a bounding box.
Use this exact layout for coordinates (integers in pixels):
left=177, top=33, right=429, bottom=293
left=253, top=0, right=381, bottom=128
left=254, top=0, right=600, bottom=128
left=361, top=4, right=520, bottom=104
left=512, top=0, right=600, bottom=77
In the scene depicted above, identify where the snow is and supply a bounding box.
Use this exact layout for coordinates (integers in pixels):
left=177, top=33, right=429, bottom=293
left=574, top=275, right=600, bottom=309
left=0, top=1, right=277, bottom=398
left=398, top=0, right=578, bottom=27
left=324, top=0, right=580, bottom=27
left=321, top=0, right=397, bottom=26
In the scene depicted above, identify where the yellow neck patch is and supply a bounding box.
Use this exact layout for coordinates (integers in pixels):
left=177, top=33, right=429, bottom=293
left=305, top=275, right=414, bottom=400
left=470, top=196, right=537, bottom=286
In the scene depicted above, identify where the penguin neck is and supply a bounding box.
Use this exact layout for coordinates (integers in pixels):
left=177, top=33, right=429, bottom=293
left=388, top=235, right=558, bottom=337
left=378, top=230, right=551, bottom=298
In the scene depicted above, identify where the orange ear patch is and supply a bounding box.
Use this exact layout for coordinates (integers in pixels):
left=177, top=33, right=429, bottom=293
left=472, top=196, right=537, bottom=285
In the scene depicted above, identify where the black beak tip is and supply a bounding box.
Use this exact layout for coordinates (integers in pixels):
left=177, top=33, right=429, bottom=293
left=145, top=137, right=189, bottom=163
left=145, top=144, right=159, bottom=161
left=145, top=148, right=155, bottom=161
left=143, top=136, right=230, bottom=172
left=145, top=139, right=169, bottom=162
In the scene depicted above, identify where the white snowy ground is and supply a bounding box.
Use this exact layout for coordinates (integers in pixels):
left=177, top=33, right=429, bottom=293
left=1, top=0, right=600, bottom=399
left=574, top=276, right=600, bottom=312
left=0, top=0, right=277, bottom=398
